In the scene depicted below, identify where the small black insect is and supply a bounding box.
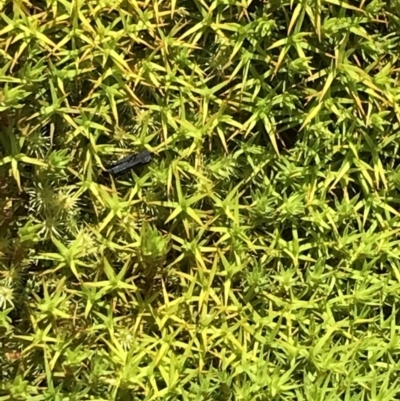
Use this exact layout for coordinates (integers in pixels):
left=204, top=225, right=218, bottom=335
left=106, top=150, right=152, bottom=176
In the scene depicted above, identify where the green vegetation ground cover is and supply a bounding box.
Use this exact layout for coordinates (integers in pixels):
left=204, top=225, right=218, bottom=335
left=1, top=0, right=400, bottom=399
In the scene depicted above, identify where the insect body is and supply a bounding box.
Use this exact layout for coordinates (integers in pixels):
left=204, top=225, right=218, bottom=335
left=106, top=150, right=152, bottom=176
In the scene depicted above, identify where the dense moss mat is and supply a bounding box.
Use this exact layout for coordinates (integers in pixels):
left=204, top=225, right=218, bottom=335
left=1, top=0, right=400, bottom=399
